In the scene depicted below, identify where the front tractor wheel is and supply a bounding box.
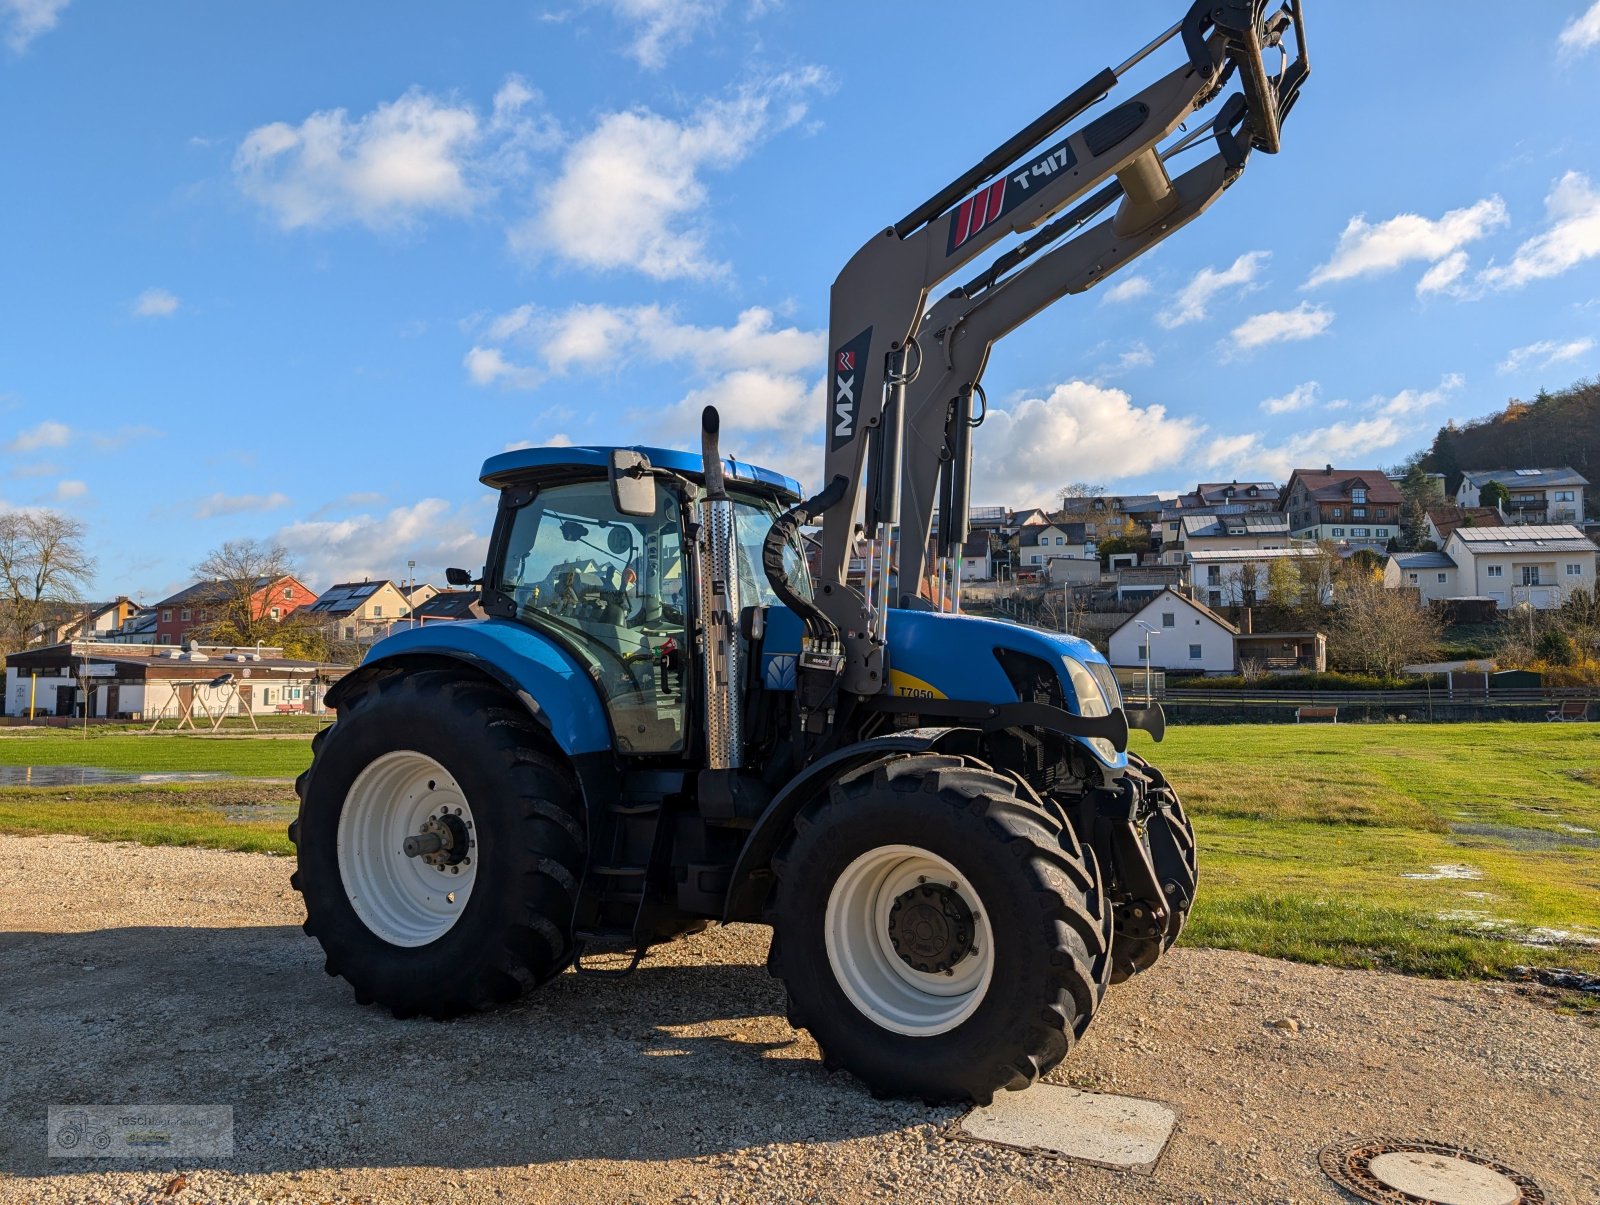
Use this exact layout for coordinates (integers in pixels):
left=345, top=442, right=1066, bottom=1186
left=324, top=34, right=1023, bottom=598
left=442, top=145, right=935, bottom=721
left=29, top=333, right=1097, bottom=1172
left=768, top=754, right=1111, bottom=1104
left=290, top=668, right=586, bottom=1018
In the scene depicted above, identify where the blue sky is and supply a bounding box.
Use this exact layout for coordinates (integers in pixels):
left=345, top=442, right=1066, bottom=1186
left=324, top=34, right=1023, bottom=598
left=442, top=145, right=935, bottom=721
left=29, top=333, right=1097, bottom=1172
left=3, top=0, right=1599, bottom=601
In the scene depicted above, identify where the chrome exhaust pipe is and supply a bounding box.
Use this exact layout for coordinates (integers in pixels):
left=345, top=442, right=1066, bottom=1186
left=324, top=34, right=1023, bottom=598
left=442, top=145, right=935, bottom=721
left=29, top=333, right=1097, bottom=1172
left=698, top=406, right=742, bottom=770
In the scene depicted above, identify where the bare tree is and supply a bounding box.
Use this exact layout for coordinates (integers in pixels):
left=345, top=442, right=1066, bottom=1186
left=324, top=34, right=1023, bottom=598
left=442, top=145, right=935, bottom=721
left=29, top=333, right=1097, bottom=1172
left=1327, top=569, right=1443, bottom=677
left=190, top=539, right=298, bottom=647
left=1224, top=561, right=1264, bottom=607
left=0, top=511, right=94, bottom=651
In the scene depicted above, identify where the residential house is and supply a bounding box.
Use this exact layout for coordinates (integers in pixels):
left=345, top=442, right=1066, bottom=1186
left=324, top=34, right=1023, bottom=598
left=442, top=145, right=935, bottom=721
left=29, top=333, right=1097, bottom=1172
left=1172, top=512, right=1291, bottom=564
left=1154, top=504, right=1246, bottom=564
left=1187, top=546, right=1328, bottom=608
left=4, top=641, right=349, bottom=719
left=103, top=607, right=158, bottom=644
left=1423, top=505, right=1504, bottom=547
left=403, top=582, right=441, bottom=610
left=1107, top=589, right=1237, bottom=674
left=1281, top=466, right=1402, bottom=547
left=1382, top=551, right=1459, bottom=605
left=1442, top=524, right=1596, bottom=609
left=1018, top=523, right=1091, bottom=570
left=306, top=580, right=412, bottom=642
left=1456, top=467, right=1587, bottom=526
left=412, top=591, right=482, bottom=623
left=153, top=576, right=317, bottom=646
left=1054, top=494, right=1162, bottom=541
left=957, top=533, right=993, bottom=582
left=1180, top=481, right=1280, bottom=512
left=28, top=597, right=141, bottom=645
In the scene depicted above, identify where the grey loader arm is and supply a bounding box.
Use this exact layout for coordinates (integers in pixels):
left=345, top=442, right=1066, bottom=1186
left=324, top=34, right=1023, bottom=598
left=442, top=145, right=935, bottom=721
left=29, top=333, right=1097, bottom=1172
left=796, top=0, right=1309, bottom=695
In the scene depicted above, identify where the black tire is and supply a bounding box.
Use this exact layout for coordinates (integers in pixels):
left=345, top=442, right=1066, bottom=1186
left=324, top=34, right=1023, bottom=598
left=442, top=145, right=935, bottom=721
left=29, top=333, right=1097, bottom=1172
left=289, top=668, right=585, bottom=1018
left=1108, top=754, right=1198, bottom=984
left=766, top=753, right=1111, bottom=1104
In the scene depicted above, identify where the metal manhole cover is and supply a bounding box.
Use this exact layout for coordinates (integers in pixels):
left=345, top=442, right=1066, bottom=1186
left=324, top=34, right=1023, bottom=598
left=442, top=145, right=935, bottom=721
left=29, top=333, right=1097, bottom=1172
left=1319, top=1138, right=1546, bottom=1205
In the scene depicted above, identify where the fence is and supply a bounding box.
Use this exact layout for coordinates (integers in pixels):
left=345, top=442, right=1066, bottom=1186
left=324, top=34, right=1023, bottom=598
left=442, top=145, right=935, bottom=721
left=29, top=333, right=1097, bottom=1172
left=1157, top=685, right=1594, bottom=725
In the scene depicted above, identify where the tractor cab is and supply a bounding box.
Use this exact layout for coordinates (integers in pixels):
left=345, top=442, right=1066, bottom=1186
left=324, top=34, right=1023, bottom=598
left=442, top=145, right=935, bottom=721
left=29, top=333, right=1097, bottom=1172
left=476, top=444, right=809, bottom=756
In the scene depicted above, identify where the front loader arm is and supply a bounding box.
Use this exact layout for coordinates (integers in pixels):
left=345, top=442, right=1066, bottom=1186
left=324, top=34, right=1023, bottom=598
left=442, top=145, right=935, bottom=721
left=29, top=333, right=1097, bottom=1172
left=790, top=0, right=1308, bottom=704
left=813, top=0, right=1320, bottom=588
left=898, top=90, right=1278, bottom=598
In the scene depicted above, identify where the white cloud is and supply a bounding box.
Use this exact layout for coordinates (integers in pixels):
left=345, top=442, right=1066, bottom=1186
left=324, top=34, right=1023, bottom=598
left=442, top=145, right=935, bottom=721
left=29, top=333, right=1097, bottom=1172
left=194, top=491, right=293, bottom=520
left=1204, top=417, right=1408, bottom=482
left=1364, top=372, right=1463, bottom=418
left=1560, top=1, right=1600, bottom=54
left=971, top=380, right=1204, bottom=506
left=519, top=68, right=827, bottom=280
left=597, top=0, right=718, bottom=68
left=1259, top=381, right=1319, bottom=415
left=275, top=498, right=486, bottom=587
left=1498, top=336, right=1596, bottom=374
left=52, top=479, right=87, bottom=500
left=235, top=89, right=486, bottom=231
left=6, top=419, right=71, bottom=453
left=469, top=299, right=826, bottom=482
left=1227, top=302, right=1333, bottom=355
left=1101, top=275, right=1152, bottom=305
left=1306, top=197, right=1507, bottom=288
left=463, top=345, right=543, bottom=389
left=90, top=424, right=161, bottom=451
left=1, top=0, right=69, bottom=53
left=1479, top=172, right=1600, bottom=289
left=1416, top=250, right=1470, bottom=297
left=1158, top=251, right=1267, bottom=328
left=132, top=288, right=180, bottom=318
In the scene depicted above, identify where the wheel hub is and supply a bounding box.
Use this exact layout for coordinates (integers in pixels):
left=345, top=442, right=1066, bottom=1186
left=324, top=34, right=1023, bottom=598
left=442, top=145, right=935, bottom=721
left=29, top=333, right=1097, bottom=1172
left=405, top=812, right=471, bottom=870
left=888, top=883, right=975, bottom=973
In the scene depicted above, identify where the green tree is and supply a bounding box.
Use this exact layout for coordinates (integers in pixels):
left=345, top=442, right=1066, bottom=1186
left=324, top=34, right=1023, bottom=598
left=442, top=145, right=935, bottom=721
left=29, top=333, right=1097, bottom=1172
left=1479, top=479, right=1511, bottom=512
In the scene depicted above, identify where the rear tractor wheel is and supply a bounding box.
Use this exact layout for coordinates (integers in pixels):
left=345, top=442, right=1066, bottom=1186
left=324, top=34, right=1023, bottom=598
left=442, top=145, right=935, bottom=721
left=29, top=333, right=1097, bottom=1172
left=767, top=754, right=1111, bottom=1104
left=290, top=668, right=586, bottom=1018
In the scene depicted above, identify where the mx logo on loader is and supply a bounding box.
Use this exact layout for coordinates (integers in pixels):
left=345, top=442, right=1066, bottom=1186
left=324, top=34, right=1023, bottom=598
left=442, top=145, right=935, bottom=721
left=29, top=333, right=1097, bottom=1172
left=830, top=328, right=872, bottom=451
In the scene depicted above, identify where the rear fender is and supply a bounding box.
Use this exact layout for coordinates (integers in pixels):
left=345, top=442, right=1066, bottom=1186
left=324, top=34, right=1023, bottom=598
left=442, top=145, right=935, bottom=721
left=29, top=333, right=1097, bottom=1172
left=721, top=728, right=980, bottom=923
left=327, top=619, right=612, bottom=757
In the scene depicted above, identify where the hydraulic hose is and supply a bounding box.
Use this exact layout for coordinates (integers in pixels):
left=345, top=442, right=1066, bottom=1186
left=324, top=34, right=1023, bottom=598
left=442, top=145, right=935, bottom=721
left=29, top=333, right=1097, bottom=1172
left=763, top=474, right=850, bottom=644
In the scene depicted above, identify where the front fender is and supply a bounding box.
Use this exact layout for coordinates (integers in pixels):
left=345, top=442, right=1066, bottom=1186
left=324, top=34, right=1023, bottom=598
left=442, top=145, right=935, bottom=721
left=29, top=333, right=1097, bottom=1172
left=721, top=728, right=979, bottom=923
left=333, top=619, right=612, bottom=757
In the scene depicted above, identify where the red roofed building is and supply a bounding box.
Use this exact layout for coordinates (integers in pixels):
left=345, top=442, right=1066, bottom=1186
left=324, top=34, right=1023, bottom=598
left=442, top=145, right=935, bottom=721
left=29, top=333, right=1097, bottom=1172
left=153, top=575, right=317, bottom=646
left=1282, top=467, right=1403, bottom=548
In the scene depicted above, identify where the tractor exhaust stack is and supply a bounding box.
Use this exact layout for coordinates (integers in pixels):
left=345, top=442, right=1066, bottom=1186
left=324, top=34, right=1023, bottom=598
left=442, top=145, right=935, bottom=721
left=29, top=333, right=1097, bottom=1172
left=698, top=406, right=743, bottom=770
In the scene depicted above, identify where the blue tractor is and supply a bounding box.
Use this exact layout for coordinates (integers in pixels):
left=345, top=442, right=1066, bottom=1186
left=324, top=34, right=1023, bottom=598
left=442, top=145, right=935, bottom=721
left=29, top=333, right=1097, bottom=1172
left=291, top=1, right=1307, bottom=1103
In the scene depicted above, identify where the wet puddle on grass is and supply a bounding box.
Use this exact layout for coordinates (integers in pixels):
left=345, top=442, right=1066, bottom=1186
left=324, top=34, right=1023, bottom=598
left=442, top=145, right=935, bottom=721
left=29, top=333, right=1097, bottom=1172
left=0, top=765, right=225, bottom=787
left=1450, top=821, right=1600, bottom=851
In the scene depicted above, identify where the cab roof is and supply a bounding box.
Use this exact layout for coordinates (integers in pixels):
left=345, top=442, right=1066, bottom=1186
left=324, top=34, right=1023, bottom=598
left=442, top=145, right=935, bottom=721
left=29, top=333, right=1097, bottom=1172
left=480, top=444, right=803, bottom=502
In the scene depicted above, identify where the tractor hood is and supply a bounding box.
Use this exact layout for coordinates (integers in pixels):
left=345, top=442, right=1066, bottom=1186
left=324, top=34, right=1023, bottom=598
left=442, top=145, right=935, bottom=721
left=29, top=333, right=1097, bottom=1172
left=759, top=605, right=1130, bottom=769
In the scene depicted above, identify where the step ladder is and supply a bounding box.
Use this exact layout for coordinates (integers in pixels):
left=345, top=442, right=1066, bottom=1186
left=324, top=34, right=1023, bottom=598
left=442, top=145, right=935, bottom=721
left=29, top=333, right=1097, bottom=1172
left=571, top=795, right=671, bottom=978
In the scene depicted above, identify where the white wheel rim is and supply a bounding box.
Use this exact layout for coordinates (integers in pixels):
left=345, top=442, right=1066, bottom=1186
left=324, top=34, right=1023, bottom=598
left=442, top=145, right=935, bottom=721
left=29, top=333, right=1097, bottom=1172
left=336, top=750, right=476, bottom=947
left=824, top=843, right=995, bottom=1037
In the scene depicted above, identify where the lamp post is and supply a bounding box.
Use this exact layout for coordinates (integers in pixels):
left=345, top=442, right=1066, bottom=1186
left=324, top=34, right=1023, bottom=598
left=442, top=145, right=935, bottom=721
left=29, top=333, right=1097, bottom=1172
left=408, top=559, right=417, bottom=628
left=1135, top=620, right=1159, bottom=704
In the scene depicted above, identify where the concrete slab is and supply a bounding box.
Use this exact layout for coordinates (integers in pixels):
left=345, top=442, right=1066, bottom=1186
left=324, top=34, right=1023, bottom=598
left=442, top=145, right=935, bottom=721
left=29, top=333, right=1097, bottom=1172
left=958, top=1085, right=1178, bottom=1173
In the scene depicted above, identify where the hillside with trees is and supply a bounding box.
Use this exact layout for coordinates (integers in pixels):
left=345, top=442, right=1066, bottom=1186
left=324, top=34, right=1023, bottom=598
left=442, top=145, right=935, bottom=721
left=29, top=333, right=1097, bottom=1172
left=1414, top=375, right=1599, bottom=508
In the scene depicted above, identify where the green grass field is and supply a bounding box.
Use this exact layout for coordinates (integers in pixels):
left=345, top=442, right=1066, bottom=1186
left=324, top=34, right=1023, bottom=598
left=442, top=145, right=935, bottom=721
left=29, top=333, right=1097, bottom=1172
left=1, top=720, right=1596, bottom=981
left=1139, top=723, right=1600, bottom=979
left=0, top=728, right=314, bottom=777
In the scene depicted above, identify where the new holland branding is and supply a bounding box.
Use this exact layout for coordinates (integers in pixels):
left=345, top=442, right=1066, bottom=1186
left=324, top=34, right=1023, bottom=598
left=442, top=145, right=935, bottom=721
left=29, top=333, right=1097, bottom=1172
left=830, top=327, right=872, bottom=451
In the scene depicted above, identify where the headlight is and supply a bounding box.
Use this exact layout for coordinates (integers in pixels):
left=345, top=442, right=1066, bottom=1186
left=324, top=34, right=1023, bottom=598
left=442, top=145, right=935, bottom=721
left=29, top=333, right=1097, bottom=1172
left=1062, top=656, right=1118, bottom=762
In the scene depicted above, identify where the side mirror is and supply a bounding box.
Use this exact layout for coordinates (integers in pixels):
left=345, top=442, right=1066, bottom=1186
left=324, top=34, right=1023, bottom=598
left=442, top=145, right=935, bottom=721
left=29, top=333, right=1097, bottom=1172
left=445, top=567, right=475, bottom=587
left=609, top=449, right=657, bottom=518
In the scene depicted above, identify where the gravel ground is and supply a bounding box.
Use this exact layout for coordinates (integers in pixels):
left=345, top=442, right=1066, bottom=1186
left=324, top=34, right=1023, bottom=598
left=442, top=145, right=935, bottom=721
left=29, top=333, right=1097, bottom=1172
left=1, top=835, right=1596, bottom=1204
